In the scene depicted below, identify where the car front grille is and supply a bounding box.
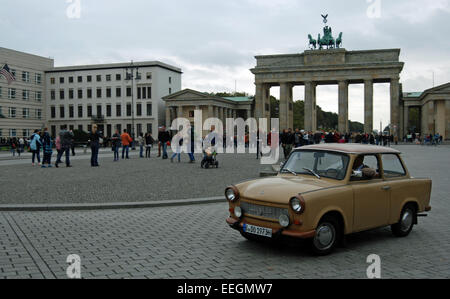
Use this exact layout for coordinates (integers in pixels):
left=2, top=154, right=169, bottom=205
left=240, top=201, right=288, bottom=221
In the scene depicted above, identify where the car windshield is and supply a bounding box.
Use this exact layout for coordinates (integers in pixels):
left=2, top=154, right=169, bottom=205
left=282, top=151, right=349, bottom=180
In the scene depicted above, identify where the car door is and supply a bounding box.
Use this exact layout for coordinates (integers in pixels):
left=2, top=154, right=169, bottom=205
left=351, top=154, right=391, bottom=232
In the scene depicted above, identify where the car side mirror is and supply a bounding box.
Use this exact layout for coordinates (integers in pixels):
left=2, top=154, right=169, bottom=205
left=352, top=170, right=363, bottom=178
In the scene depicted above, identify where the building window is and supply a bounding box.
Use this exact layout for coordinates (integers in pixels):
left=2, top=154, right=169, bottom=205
left=51, top=90, right=56, bottom=100
left=126, top=87, right=132, bottom=97
left=22, top=71, right=30, bottom=83
left=0, top=128, right=2, bottom=137
left=10, top=129, right=17, bottom=137
left=8, top=88, right=16, bottom=99
left=106, top=74, right=111, bottom=81
left=147, top=123, right=152, bottom=134
left=116, top=74, right=121, bottom=81
left=96, top=105, right=102, bottom=117
left=51, top=126, right=56, bottom=138
left=35, top=91, right=42, bottom=102
left=60, top=77, right=65, bottom=84
left=60, top=106, right=65, bottom=118
left=9, top=107, right=16, bottom=118
left=189, top=111, right=195, bottom=118
left=137, top=103, right=142, bottom=116
left=69, top=105, right=74, bottom=118
left=106, top=105, right=112, bottom=117
left=142, top=87, right=147, bottom=99
left=36, top=109, right=42, bottom=120
left=87, top=88, right=92, bottom=99
left=69, top=89, right=74, bottom=99
left=96, top=75, right=102, bottom=82
left=146, top=72, right=152, bottom=80
left=116, top=87, right=121, bottom=97
left=106, top=88, right=112, bottom=98
left=78, top=105, right=83, bottom=118
left=126, top=103, right=132, bottom=116
left=78, top=89, right=83, bottom=99
left=69, top=76, right=74, bottom=83
left=137, top=87, right=141, bottom=99
left=87, top=75, right=92, bottom=82
left=23, top=108, right=29, bottom=119
left=0, top=87, right=2, bottom=98
left=51, top=106, right=56, bottom=118
left=169, top=88, right=172, bottom=94
left=22, top=90, right=29, bottom=101
left=35, top=73, right=42, bottom=85
left=87, top=105, right=92, bottom=117
left=50, top=77, right=55, bottom=84
left=78, top=76, right=83, bottom=83
left=147, top=103, right=152, bottom=116
left=60, top=89, right=65, bottom=100
left=116, top=104, right=121, bottom=117
left=97, top=88, right=102, bottom=98
left=78, top=125, right=83, bottom=132
left=137, top=124, right=142, bottom=135
left=169, top=77, right=172, bottom=84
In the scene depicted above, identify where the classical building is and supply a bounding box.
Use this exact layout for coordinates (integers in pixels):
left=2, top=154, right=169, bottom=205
left=162, top=89, right=254, bottom=130
left=0, top=47, right=182, bottom=139
left=0, top=48, right=53, bottom=139
left=251, top=48, right=404, bottom=136
left=402, top=83, right=450, bottom=140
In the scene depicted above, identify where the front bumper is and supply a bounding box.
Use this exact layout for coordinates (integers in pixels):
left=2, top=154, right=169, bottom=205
left=226, top=217, right=316, bottom=239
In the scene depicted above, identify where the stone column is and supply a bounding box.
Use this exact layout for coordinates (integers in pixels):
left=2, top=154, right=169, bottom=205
left=338, top=80, right=349, bottom=133
left=177, top=106, right=184, bottom=118
left=304, top=82, right=317, bottom=132
left=247, top=109, right=252, bottom=119
left=255, top=83, right=264, bottom=119
left=208, top=105, right=214, bottom=119
left=280, top=83, right=291, bottom=131
left=166, top=107, right=172, bottom=128
left=446, top=100, right=450, bottom=140
left=404, top=106, right=410, bottom=135
left=390, top=78, right=400, bottom=137
left=364, top=79, right=374, bottom=133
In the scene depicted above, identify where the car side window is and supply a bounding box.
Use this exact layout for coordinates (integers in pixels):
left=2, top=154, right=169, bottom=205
left=382, top=154, right=406, bottom=178
left=351, top=155, right=380, bottom=181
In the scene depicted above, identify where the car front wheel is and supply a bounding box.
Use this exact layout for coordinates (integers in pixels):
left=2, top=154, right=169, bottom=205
left=310, top=216, right=340, bottom=256
left=391, top=204, right=416, bottom=237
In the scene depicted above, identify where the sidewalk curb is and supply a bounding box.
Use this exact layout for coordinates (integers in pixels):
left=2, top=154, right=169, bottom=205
left=0, top=196, right=225, bottom=212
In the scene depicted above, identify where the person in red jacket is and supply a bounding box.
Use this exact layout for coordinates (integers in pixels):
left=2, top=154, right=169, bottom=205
left=121, top=129, right=133, bottom=159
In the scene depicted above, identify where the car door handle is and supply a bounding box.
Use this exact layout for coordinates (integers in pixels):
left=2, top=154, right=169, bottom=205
left=382, top=186, right=391, bottom=191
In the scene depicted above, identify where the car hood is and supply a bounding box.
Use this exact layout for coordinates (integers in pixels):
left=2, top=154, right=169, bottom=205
left=236, top=175, right=342, bottom=204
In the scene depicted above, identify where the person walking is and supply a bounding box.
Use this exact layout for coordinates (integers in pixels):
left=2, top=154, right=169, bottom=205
left=18, top=137, right=24, bottom=156
left=30, top=130, right=42, bottom=166
left=88, top=124, right=102, bottom=167
left=10, top=138, right=17, bottom=157
left=145, top=132, right=155, bottom=158
left=120, top=129, right=133, bottom=159
left=158, top=126, right=171, bottom=160
left=55, top=126, right=73, bottom=168
left=55, top=135, right=62, bottom=164
left=171, top=137, right=183, bottom=163
left=41, top=128, right=53, bottom=168
left=138, top=133, right=145, bottom=158
left=111, top=129, right=121, bottom=162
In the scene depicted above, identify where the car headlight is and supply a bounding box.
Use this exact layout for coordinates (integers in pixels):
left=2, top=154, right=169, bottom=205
left=225, top=186, right=239, bottom=202
left=290, top=195, right=306, bottom=214
left=279, top=214, right=290, bottom=228
left=234, top=206, right=242, bottom=218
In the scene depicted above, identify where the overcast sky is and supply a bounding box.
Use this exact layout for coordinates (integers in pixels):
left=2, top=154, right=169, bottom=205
left=2, top=0, right=449, bottom=128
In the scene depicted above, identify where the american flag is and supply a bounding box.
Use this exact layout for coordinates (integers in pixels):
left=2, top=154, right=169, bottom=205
left=1, top=64, right=16, bottom=84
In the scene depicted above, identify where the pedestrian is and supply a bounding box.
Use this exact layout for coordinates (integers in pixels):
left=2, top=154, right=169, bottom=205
left=187, top=126, right=195, bottom=163
left=70, top=130, right=76, bottom=156
left=111, top=129, right=121, bottom=162
left=171, top=137, right=183, bottom=163
left=88, top=124, right=102, bottom=167
left=55, top=125, right=73, bottom=168
left=145, top=132, right=155, bottom=158
left=41, top=128, right=53, bottom=168
left=10, top=138, right=17, bottom=157
left=30, top=130, right=42, bottom=166
left=55, top=135, right=62, bottom=164
left=18, top=137, right=24, bottom=156
left=120, top=129, right=133, bottom=159
left=158, top=126, right=171, bottom=160
left=138, top=133, right=145, bottom=158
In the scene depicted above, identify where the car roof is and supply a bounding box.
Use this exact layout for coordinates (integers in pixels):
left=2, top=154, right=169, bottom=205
left=295, top=144, right=401, bottom=155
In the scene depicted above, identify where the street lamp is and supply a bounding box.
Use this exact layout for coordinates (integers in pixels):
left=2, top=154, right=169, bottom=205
left=125, top=61, right=140, bottom=150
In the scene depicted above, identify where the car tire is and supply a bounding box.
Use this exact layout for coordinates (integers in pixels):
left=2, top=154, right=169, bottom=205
left=391, top=204, right=416, bottom=238
left=310, top=216, right=340, bottom=256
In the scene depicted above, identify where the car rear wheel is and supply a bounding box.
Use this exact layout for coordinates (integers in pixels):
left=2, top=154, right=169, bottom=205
left=391, top=204, right=416, bottom=237
left=310, top=216, right=340, bottom=256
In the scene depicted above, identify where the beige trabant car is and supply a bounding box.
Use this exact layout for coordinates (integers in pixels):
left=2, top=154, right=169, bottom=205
left=226, top=144, right=432, bottom=255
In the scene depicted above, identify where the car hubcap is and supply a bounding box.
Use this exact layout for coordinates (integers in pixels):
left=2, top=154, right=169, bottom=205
left=314, top=223, right=335, bottom=250
left=400, top=209, right=413, bottom=232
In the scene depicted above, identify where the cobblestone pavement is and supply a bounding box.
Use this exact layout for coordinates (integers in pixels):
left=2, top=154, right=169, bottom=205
left=0, top=145, right=449, bottom=279
left=0, top=150, right=261, bottom=204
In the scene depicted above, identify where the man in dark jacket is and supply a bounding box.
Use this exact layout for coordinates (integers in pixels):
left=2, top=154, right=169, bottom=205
left=56, top=126, right=74, bottom=168
left=158, top=126, right=171, bottom=159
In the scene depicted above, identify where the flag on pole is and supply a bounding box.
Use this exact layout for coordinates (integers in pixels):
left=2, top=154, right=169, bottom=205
left=1, top=64, right=16, bottom=84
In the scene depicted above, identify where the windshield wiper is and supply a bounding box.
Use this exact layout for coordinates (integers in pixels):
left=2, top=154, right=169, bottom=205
left=282, top=168, right=298, bottom=176
left=303, top=168, right=321, bottom=179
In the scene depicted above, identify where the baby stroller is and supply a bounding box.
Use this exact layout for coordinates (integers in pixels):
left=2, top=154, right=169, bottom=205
left=201, top=146, right=219, bottom=169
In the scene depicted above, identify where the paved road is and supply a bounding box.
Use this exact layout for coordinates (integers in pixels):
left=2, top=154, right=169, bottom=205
left=0, top=145, right=449, bottom=279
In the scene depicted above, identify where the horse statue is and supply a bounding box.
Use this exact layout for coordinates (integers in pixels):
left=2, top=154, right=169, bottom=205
left=308, top=34, right=317, bottom=49
left=335, top=32, right=343, bottom=48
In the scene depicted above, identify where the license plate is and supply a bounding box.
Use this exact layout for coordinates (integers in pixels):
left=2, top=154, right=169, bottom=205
left=243, top=224, right=272, bottom=238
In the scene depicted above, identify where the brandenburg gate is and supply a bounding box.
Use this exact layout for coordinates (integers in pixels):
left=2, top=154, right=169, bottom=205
left=251, top=15, right=405, bottom=136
